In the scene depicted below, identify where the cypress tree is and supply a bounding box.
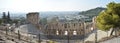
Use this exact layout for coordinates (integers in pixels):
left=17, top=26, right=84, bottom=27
left=7, top=11, right=11, bottom=23
left=2, top=12, right=7, bottom=23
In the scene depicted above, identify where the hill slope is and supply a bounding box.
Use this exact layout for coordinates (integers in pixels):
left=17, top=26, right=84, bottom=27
left=79, top=7, right=106, bottom=18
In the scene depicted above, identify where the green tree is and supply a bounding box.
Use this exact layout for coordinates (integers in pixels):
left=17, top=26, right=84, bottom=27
left=7, top=11, right=12, bottom=23
left=96, top=2, right=120, bottom=36
left=2, top=12, right=12, bottom=24
left=2, top=12, right=7, bottom=23
left=40, top=18, right=47, bottom=25
left=12, top=19, right=20, bottom=24
left=0, top=19, right=3, bottom=24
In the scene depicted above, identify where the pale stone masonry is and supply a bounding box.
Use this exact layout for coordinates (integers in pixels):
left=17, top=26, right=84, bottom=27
left=44, top=16, right=93, bottom=37
left=43, top=16, right=97, bottom=39
left=26, top=12, right=39, bottom=25
left=92, top=16, right=97, bottom=30
left=45, top=21, right=85, bottom=36
left=26, top=12, right=41, bottom=29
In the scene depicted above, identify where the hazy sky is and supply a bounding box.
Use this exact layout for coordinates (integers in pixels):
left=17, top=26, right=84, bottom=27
left=0, top=0, right=120, bottom=12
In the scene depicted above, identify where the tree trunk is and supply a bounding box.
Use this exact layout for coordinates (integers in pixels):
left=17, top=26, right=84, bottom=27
left=115, top=27, right=117, bottom=36
left=110, top=28, right=114, bottom=36
left=115, top=27, right=119, bottom=36
left=110, top=27, right=120, bottom=36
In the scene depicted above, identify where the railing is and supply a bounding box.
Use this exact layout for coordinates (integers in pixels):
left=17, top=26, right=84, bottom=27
left=0, top=30, right=37, bottom=43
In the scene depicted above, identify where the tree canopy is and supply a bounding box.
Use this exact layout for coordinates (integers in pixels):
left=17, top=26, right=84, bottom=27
left=96, top=2, right=120, bottom=32
left=2, top=12, right=12, bottom=24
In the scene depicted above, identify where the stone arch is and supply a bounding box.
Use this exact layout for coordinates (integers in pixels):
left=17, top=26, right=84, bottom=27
left=73, top=30, right=77, bottom=35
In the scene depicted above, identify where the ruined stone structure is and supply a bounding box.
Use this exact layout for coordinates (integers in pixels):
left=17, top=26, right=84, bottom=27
left=26, top=12, right=96, bottom=39
left=26, top=12, right=39, bottom=25
left=92, top=16, right=97, bottom=30
left=26, top=12, right=41, bottom=29
left=44, top=18, right=93, bottom=39
left=45, top=22, right=84, bottom=36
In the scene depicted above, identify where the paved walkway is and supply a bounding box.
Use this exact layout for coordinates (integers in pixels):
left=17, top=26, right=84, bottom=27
left=100, top=36, right=120, bottom=43
left=85, top=30, right=110, bottom=41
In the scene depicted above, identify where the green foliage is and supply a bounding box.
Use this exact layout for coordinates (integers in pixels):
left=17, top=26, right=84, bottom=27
left=47, top=40, right=57, bottom=43
left=12, top=19, right=20, bottom=24
left=2, top=12, right=7, bottom=23
left=96, top=12, right=113, bottom=31
left=40, top=18, right=47, bottom=25
left=79, top=7, right=106, bottom=22
left=0, top=19, right=2, bottom=24
left=96, top=2, right=120, bottom=31
left=79, top=7, right=106, bottom=18
left=2, top=12, right=6, bottom=19
left=2, top=12, right=12, bottom=24
left=7, top=12, right=12, bottom=23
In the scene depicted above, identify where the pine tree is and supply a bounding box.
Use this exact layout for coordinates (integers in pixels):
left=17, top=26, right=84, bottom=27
left=96, top=2, right=120, bottom=36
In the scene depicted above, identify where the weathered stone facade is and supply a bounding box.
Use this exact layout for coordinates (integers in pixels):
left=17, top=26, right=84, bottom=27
left=26, top=12, right=41, bottom=29
left=45, top=22, right=84, bottom=36
left=92, top=16, right=97, bottom=30
left=26, top=12, right=39, bottom=25
left=43, top=19, right=94, bottom=39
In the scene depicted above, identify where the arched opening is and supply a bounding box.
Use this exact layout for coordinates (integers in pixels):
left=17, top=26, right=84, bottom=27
left=56, top=30, right=59, bottom=35
left=64, top=31, right=68, bottom=35
left=73, top=31, right=77, bottom=35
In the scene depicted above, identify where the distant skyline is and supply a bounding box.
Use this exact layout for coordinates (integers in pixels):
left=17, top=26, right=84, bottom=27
left=0, top=0, right=120, bottom=12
